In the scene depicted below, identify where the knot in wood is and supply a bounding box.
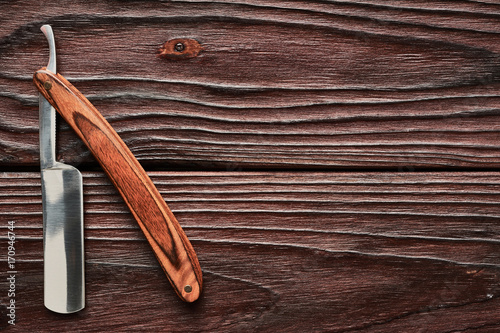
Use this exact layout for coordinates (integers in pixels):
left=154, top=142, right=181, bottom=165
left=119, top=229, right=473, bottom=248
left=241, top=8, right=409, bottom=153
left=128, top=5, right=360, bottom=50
left=157, top=38, right=203, bottom=60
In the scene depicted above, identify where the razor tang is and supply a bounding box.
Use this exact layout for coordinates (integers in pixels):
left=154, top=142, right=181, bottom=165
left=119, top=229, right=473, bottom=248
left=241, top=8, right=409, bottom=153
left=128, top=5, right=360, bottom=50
left=39, top=25, right=85, bottom=314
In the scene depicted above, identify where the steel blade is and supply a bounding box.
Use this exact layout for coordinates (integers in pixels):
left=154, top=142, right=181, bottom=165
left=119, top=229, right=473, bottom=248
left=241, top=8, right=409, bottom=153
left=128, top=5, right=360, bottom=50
left=39, top=24, right=85, bottom=313
left=42, top=166, right=84, bottom=313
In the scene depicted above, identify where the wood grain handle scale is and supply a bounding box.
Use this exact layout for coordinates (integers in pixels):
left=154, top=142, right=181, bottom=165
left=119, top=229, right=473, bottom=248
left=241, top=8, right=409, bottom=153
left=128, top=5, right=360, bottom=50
left=34, top=68, right=202, bottom=302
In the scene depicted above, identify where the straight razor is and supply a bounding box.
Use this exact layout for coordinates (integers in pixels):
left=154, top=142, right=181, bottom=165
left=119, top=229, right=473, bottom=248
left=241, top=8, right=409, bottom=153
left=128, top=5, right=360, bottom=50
left=39, top=25, right=85, bottom=314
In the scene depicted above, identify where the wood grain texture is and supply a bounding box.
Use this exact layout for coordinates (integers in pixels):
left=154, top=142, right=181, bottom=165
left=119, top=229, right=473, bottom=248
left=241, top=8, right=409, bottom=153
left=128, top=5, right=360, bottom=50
left=2, top=1, right=500, bottom=332
left=1, top=171, right=500, bottom=332
left=1, top=0, right=500, bottom=168
left=34, top=69, right=202, bottom=302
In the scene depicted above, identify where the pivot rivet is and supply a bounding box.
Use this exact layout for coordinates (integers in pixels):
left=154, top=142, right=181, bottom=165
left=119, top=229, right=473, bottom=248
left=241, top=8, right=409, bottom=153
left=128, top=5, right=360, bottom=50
left=43, top=80, right=52, bottom=90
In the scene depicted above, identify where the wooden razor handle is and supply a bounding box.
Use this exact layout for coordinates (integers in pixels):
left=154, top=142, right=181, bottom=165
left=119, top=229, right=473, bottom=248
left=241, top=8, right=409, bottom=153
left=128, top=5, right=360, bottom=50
left=34, top=68, right=202, bottom=302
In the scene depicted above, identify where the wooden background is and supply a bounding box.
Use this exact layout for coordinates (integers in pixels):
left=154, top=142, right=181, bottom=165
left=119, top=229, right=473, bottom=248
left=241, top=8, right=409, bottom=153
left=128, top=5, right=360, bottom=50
left=1, top=1, right=500, bottom=331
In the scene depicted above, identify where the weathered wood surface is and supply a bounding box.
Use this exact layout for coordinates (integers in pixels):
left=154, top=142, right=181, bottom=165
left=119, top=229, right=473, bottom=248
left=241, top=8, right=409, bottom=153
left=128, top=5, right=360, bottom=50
left=1, top=1, right=500, bottom=332
left=1, top=0, right=500, bottom=168
left=1, top=172, right=500, bottom=332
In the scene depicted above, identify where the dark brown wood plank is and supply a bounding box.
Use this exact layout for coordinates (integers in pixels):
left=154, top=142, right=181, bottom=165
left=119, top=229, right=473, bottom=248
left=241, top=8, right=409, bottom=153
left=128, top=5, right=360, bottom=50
left=1, top=171, right=499, bottom=331
left=1, top=1, right=499, bottom=168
